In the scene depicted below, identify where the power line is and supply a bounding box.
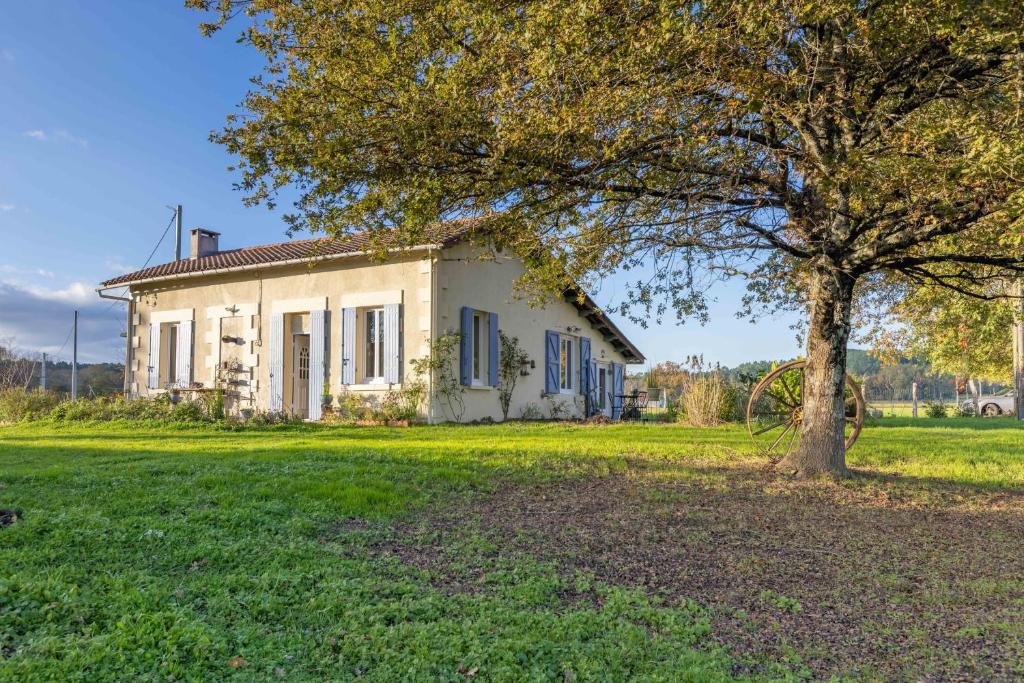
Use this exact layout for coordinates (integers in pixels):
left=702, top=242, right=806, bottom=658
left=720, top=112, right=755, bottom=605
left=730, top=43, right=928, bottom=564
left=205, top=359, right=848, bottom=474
left=102, top=208, right=179, bottom=313
left=52, top=320, right=75, bottom=360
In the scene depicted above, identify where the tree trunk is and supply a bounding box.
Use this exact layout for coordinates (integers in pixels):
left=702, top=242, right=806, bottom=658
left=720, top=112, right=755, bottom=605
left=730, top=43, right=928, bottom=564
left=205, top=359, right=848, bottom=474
left=777, top=266, right=855, bottom=477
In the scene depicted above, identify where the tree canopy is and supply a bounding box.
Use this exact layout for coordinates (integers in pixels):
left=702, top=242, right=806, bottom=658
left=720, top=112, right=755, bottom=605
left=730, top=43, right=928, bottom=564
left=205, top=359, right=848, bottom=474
left=191, top=0, right=1024, bottom=474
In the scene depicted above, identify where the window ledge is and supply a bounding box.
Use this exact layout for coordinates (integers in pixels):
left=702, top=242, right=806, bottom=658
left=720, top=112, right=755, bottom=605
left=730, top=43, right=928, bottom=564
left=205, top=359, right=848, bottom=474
left=344, top=383, right=398, bottom=392
left=467, top=383, right=494, bottom=391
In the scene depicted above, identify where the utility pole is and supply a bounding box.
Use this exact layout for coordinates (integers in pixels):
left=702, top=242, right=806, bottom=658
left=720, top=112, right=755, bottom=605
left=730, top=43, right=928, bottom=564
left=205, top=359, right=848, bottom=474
left=71, top=310, right=79, bottom=401
left=174, top=204, right=183, bottom=261
left=40, top=352, right=47, bottom=391
left=1014, top=281, right=1024, bottom=420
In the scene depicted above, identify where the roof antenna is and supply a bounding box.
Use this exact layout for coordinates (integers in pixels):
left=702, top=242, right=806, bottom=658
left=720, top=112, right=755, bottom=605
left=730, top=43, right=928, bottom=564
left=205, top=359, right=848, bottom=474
left=173, top=204, right=183, bottom=260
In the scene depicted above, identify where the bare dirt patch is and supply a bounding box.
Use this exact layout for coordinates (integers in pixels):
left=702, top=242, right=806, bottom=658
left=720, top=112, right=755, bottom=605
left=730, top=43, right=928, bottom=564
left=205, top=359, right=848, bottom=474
left=380, top=464, right=1024, bottom=681
left=0, top=509, right=21, bottom=527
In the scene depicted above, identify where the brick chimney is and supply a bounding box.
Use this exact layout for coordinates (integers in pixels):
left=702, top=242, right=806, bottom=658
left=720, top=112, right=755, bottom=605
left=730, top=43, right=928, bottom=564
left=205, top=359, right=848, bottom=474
left=189, top=228, right=220, bottom=260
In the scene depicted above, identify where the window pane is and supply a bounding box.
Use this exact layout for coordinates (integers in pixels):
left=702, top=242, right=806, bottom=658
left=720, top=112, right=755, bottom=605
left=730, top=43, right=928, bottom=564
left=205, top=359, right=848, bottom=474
left=376, top=310, right=384, bottom=378
left=365, top=311, right=376, bottom=379
left=566, top=341, right=572, bottom=389
left=559, top=338, right=568, bottom=389
left=167, top=324, right=177, bottom=386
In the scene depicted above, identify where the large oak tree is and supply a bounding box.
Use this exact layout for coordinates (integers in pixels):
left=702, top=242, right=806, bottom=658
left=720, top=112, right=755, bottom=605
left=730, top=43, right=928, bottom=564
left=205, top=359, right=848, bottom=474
left=192, top=0, right=1024, bottom=475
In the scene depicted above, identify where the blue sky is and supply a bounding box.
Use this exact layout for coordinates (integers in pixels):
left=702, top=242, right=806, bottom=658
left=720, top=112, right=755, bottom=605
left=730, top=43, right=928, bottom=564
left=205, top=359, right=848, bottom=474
left=0, top=1, right=803, bottom=365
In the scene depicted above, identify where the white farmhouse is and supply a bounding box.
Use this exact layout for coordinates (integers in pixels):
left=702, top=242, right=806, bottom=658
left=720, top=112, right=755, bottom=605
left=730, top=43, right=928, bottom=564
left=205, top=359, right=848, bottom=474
left=98, top=220, right=644, bottom=422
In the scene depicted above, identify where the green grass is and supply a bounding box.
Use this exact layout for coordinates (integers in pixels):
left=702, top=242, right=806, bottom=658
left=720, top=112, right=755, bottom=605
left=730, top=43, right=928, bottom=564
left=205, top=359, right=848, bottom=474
left=1, top=418, right=1022, bottom=680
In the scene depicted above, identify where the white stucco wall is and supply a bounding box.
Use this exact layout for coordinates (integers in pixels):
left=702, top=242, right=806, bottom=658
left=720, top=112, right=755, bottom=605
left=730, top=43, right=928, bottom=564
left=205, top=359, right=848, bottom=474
left=129, top=251, right=433, bottom=415
left=125, top=241, right=639, bottom=422
left=433, top=242, right=635, bottom=422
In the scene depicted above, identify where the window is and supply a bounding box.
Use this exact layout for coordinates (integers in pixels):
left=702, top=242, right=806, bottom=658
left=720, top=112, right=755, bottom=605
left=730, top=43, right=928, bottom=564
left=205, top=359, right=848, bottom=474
left=166, top=323, right=179, bottom=387
left=598, top=366, right=608, bottom=409
left=472, top=312, right=483, bottom=383
left=559, top=336, right=573, bottom=391
left=364, top=308, right=385, bottom=382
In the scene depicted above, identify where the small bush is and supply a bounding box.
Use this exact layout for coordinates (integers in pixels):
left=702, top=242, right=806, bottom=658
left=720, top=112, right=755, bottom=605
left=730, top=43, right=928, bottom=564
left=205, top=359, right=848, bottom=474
left=373, top=379, right=426, bottom=422
left=547, top=397, right=570, bottom=420
left=48, top=395, right=212, bottom=423
left=335, top=391, right=372, bottom=421
left=169, top=399, right=209, bottom=423
left=520, top=402, right=544, bottom=420
left=0, top=388, right=62, bottom=422
left=244, top=410, right=299, bottom=425
left=924, top=401, right=948, bottom=418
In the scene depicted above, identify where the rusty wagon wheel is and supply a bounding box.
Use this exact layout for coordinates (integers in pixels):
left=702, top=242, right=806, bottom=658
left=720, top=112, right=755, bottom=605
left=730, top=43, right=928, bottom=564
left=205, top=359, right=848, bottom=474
left=745, top=359, right=865, bottom=460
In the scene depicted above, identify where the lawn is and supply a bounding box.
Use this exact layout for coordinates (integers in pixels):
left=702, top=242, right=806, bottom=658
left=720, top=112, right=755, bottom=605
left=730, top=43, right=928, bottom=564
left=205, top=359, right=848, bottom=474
left=1, top=418, right=1022, bottom=681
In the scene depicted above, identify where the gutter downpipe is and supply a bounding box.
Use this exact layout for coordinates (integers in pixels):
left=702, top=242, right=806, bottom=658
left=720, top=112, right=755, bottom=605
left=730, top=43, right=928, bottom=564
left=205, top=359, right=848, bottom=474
left=98, top=286, right=133, bottom=396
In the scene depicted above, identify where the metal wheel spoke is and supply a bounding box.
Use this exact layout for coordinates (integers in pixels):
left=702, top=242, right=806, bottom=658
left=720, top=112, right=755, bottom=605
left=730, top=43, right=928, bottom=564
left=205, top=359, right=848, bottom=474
left=768, top=421, right=794, bottom=451
left=764, top=389, right=795, bottom=408
left=752, top=419, right=788, bottom=436
left=784, top=422, right=799, bottom=453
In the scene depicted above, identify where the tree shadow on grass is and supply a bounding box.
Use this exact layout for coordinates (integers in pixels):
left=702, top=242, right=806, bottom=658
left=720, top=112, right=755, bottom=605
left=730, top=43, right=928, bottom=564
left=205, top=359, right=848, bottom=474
left=384, top=461, right=1024, bottom=682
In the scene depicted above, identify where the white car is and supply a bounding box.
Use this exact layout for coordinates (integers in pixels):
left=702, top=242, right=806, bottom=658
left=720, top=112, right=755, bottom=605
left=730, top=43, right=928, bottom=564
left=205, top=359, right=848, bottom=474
left=961, top=391, right=1016, bottom=416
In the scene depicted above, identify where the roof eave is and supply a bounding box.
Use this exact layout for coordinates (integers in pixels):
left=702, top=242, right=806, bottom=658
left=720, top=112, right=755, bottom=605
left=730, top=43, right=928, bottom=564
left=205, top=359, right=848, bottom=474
left=97, top=242, right=443, bottom=291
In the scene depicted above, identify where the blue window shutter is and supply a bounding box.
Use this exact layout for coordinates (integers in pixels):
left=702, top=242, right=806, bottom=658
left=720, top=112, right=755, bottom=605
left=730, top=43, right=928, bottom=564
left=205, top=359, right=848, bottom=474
left=383, top=303, right=401, bottom=384
left=147, top=321, right=161, bottom=390
left=341, top=307, right=356, bottom=385
left=487, top=312, right=499, bottom=387
left=578, top=336, right=591, bottom=414
left=611, top=362, right=624, bottom=419
left=544, top=330, right=559, bottom=394
left=460, top=306, right=473, bottom=386
left=590, top=360, right=598, bottom=415
left=308, top=309, right=326, bottom=420
left=269, top=313, right=284, bottom=412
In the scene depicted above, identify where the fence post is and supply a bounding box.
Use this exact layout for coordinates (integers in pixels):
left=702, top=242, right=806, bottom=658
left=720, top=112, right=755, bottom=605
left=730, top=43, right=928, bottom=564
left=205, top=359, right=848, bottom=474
left=912, top=381, right=918, bottom=418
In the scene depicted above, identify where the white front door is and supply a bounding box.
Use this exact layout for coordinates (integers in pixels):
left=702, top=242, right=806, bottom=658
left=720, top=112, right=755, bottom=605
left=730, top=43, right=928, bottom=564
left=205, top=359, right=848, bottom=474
left=292, top=334, right=310, bottom=418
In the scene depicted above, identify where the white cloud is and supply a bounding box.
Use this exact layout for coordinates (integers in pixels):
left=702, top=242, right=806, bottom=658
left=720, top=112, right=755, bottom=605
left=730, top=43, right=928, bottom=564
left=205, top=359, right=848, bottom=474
left=21, top=280, right=95, bottom=305
left=0, top=281, right=125, bottom=362
left=0, top=203, right=14, bottom=212
left=22, top=129, right=88, bottom=147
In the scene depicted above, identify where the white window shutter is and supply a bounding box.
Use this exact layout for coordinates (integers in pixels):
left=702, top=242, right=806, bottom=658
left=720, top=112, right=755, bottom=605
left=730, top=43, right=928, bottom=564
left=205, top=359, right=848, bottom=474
left=341, top=307, right=356, bottom=385
left=308, top=309, right=326, bottom=420
left=147, top=322, right=161, bottom=390
left=269, top=313, right=284, bottom=412
left=383, top=303, right=401, bottom=384
left=175, top=321, right=193, bottom=387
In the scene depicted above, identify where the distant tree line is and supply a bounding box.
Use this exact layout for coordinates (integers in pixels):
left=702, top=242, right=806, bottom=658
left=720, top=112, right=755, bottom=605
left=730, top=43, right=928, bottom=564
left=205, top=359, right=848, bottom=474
left=634, top=349, right=997, bottom=407
left=0, top=342, right=124, bottom=397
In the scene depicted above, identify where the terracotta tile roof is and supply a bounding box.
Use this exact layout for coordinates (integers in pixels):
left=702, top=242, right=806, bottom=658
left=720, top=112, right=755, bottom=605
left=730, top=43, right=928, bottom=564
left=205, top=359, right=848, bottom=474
left=99, top=215, right=644, bottom=362
left=99, top=218, right=482, bottom=288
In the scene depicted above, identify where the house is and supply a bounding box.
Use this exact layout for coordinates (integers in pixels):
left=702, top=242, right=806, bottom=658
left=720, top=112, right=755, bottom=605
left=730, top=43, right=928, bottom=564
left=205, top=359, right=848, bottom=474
left=97, top=220, right=644, bottom=422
